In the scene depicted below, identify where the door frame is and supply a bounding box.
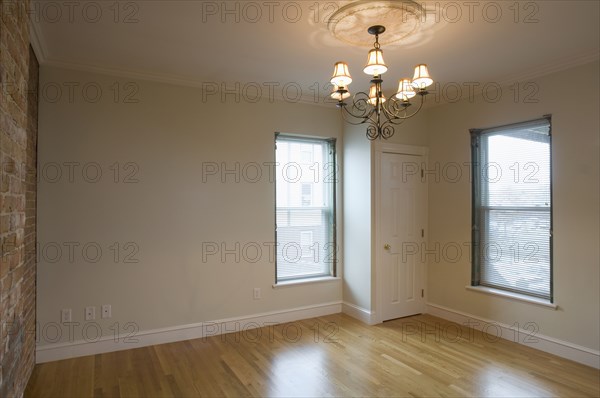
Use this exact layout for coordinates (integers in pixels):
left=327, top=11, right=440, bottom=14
left=373, top=142, right=429, bottom=324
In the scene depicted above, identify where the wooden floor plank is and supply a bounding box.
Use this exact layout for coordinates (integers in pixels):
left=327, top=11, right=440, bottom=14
left=25, top=314, right=600, bottom=397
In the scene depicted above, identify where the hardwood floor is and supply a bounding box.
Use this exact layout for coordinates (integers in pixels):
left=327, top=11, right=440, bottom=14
left=25, top=314, right=600, bottom=397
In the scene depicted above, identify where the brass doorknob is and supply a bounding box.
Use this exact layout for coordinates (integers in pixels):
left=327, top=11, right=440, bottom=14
left=384, top=244, right=391, bottom=250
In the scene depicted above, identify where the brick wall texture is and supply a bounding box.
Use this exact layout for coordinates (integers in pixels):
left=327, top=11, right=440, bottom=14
left=0, top=0, right=38, bottom=396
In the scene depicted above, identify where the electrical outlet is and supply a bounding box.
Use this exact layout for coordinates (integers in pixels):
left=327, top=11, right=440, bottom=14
left=101, top=304, right=112, bottom=319
left=253, top=288, right=261, bottom=300
left=61, top=309, right=72, bottom=323
left=85, top=306, right=96, bottom=321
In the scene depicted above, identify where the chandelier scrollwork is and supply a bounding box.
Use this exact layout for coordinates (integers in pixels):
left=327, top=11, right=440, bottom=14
left=329, top=25, right=434, bottom=140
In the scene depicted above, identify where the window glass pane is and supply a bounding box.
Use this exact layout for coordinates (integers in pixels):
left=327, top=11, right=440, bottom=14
left=480, top=209, right=551, bottom=297
left=275, top=136, right=335, bottom=281
left=483, top=132, right=551, bottom=208
left=472, top=118, right=552, bottom=300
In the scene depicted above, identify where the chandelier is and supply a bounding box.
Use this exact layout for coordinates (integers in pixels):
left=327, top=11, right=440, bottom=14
left=329, top=25, right=433, bottom=140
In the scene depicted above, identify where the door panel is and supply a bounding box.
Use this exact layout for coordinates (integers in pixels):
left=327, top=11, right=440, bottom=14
left=381, top=152, right=426, bottom=321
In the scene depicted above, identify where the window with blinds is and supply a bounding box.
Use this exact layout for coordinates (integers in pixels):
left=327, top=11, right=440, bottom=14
left=275, top=135, right=336, bottom=282
left=470, top=117, right=553, bottom=301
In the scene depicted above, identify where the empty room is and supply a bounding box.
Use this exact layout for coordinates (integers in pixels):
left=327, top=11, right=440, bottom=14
left=1, top=0, right=599, bottom=397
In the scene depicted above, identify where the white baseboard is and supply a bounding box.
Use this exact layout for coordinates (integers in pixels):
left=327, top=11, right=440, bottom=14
left=39, top=301, right=598, bottom=369
left=342, top=302, right=377, bottom=325
left=426, top=303, right=600, bottom=369
left=36, top=301, right=342, bottom=363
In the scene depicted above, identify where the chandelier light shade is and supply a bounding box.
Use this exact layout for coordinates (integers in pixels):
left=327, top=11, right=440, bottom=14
left=329, top=25, right=433, bottom=140
left=330, top=62, right=353, bottom=87
left=331, top=85, right=351, bottom=101
left=368, top=85, right=385, bottom=105
left=412, top=64, right=433, bottom=90
left=396, top=78, right=416, bottom=100
left=363, top=48, right=388, bottom=76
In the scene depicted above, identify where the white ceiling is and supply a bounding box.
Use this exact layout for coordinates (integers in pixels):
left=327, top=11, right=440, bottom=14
left=31, top=0, right=600, bottom=99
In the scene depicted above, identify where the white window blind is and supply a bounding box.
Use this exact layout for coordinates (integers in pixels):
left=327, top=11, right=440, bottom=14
left=275, top=135, right=336, bottom=282
left=471, top=118, right=552, bottom=300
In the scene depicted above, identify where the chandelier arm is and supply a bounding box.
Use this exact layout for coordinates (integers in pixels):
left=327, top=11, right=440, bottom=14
left=382, top=114, right=406, bottom=127
left=365, top=124, right=380, bottom=140
left=378, top=121, right=395, bottom=140
left=386, top=94, right=427, bottom=121
left=383, top=103, right=411, bottom=126
left=347, top=92, right=373, bottom=118
left=339, top=106, right=372, bottom=126
left=343, top=104, right=383, bottom=140
left=401, top=94, right=426, bottom=119
left=337, top=91, right=378, bottom=126
left=379, top=99, right=404, bottom=123
left=364, top=118, right=395, bottom=140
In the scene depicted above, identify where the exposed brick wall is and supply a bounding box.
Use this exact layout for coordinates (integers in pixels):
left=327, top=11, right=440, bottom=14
left=0, top=0, right=38, bottom=396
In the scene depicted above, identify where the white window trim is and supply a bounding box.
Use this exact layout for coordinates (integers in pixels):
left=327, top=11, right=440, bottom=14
left=465, top=285, right=558, bottom=309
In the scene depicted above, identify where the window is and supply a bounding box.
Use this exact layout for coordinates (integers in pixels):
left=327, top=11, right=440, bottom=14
left=275, top=134, right=336, bottom=282
left=470, top=117, right=552, bottom=301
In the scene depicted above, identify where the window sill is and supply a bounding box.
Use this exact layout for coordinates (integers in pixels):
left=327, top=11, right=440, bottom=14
left=273, top=276, right=341, bottom=289
left=465, top=286, right=558, bottom=309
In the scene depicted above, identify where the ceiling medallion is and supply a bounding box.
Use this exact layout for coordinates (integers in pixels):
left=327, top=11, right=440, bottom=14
left=327, top=0, right=425, bottom=47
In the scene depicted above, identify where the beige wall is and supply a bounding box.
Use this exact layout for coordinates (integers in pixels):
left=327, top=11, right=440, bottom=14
left=426, top=61, right=600, bottom=350
left=37, top=66, right=343, bottom=345
left=38, top=60, right=599, bottom=354
left=341, top=123, right=372, bottom=310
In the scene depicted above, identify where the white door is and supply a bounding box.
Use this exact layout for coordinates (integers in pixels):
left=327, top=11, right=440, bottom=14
left=380, top=152, right=426, bottom=321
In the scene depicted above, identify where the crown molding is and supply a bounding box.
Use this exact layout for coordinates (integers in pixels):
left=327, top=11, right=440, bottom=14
left=30, top=17, right=598, bottom=110
left=41, top=58, right=334, bottom=108
left=29, top=19, right=331, bottom=107
left=496, top=49, right=600, bottom=87
left=423, top=49, right=599, bottom=109
left=43, top=57, right=212, bottom=89
left=39, top=49, right=599, bottom=110
left=28, top=17, right=47, bottom=62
